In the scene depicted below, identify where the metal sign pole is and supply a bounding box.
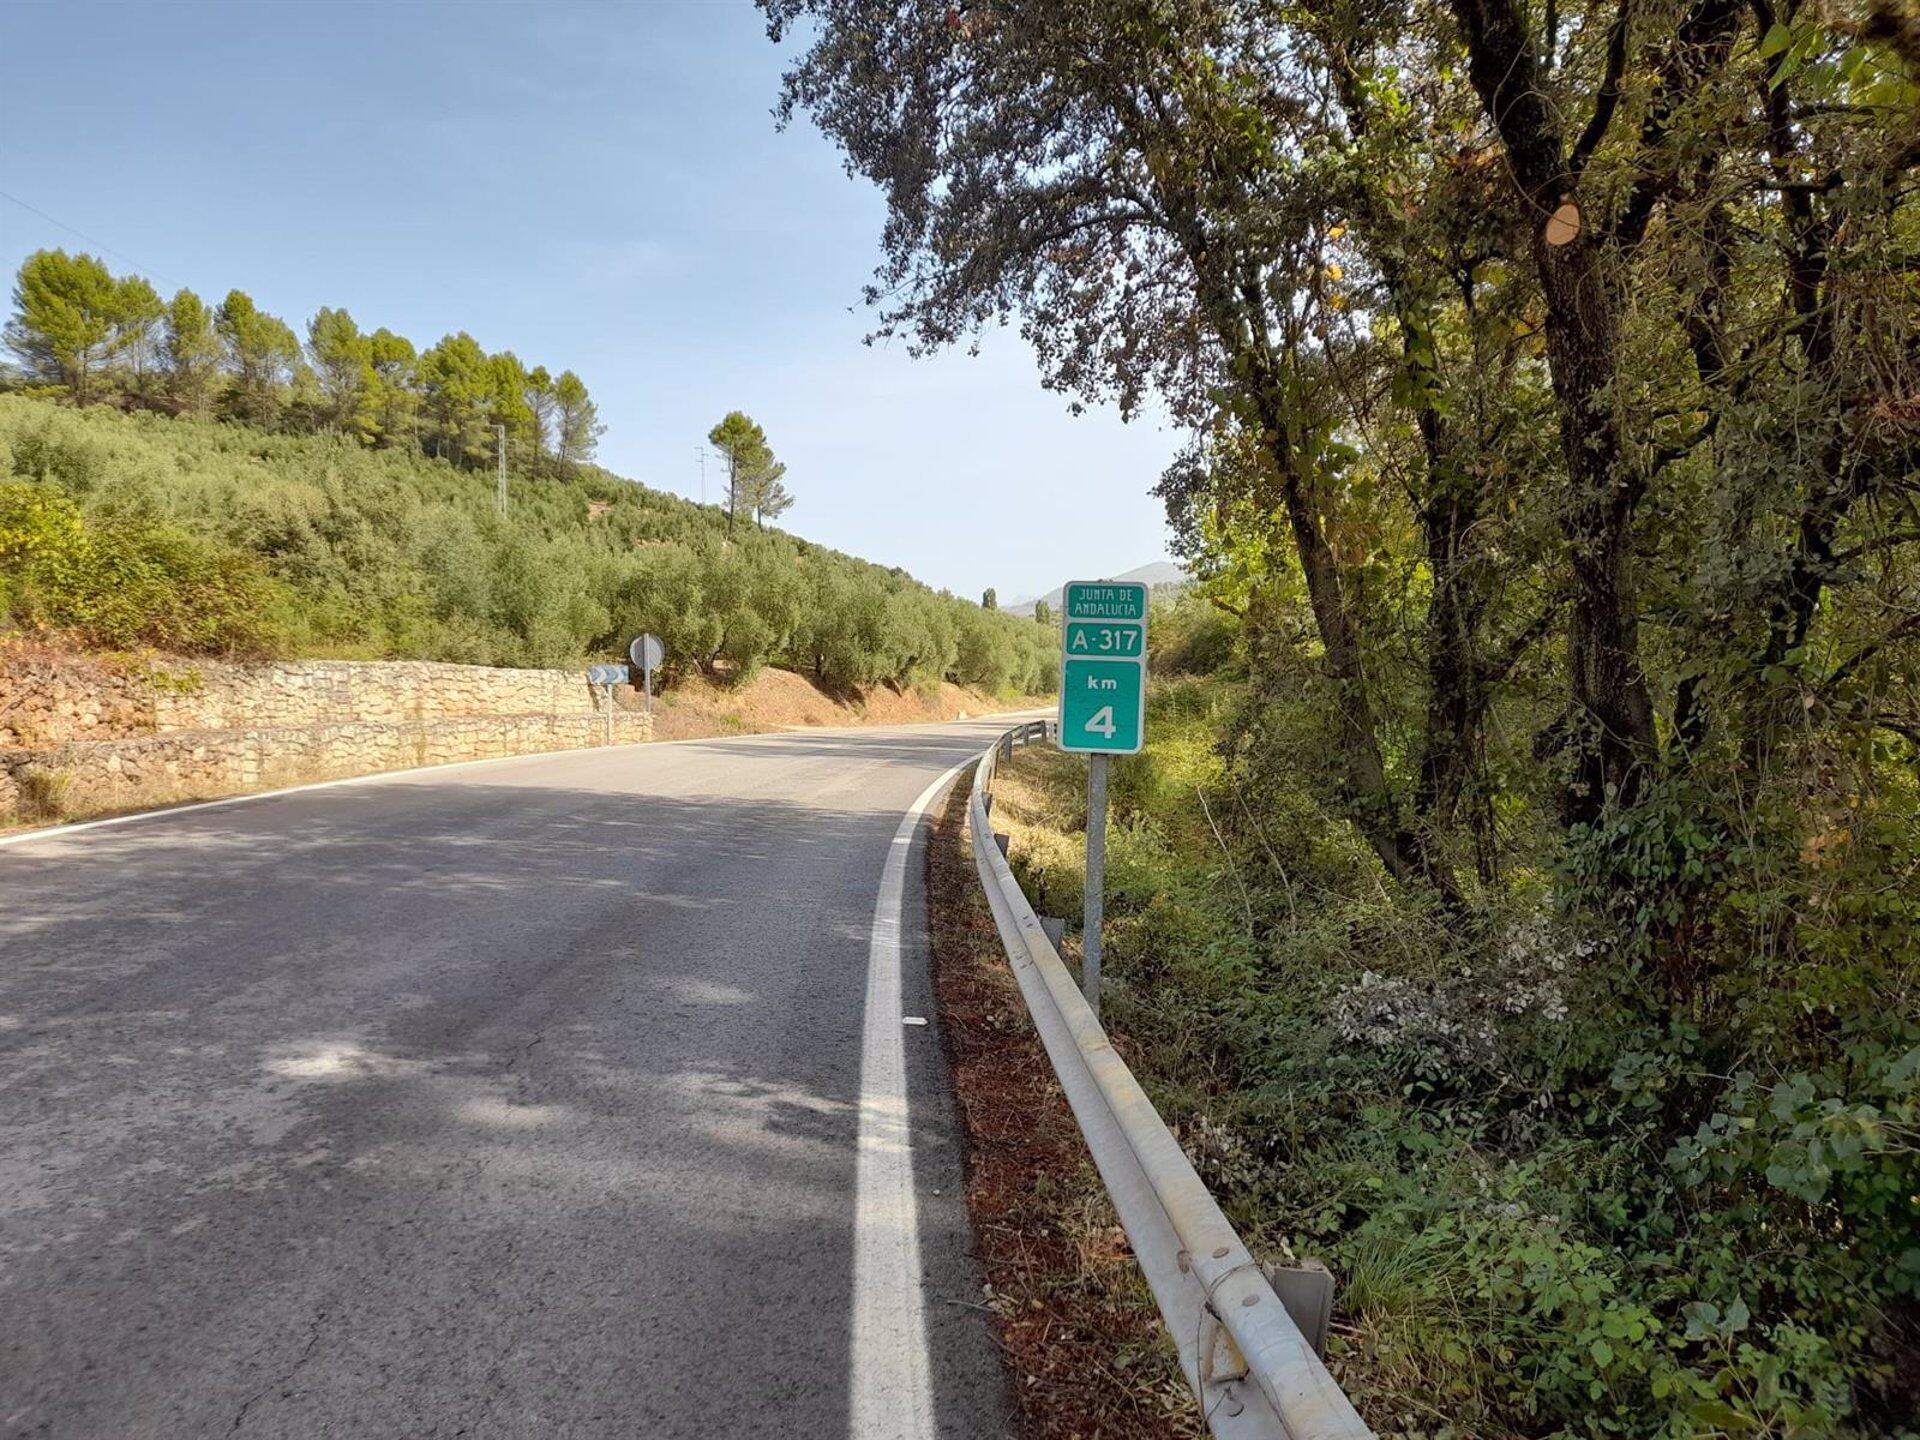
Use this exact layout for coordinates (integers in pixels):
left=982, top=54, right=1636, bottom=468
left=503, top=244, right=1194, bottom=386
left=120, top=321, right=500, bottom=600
left=629, top=634, right=665, bottom=722
left=1083, top=753, right=1108, bottom=1017
left=1056, top=579, right=1146, bottom=1021
left=604, top=683, right=614, bottom=746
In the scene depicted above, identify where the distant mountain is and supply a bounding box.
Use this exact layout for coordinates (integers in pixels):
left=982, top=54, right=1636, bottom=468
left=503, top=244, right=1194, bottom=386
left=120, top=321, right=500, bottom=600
left=1008, top=561, right=1189, bottom=616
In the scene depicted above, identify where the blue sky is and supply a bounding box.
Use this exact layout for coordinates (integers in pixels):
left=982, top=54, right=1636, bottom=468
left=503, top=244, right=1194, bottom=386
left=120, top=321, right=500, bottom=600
left=0, top=1, right=1180, bottom=602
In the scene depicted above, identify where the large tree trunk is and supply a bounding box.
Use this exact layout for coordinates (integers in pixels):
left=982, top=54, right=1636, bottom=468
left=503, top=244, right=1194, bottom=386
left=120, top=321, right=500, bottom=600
left=1212, top=277, right=1449, bottom=894
left=1412, top=402, right=1492, bottom=868
left=1334, top=58, right=1496, bottom=881
left=1449, top=0, right=1659, bottom=821
left=1253, top=384, right=1442, bottom=889
left=1542, top=232, right=1658, bottom=816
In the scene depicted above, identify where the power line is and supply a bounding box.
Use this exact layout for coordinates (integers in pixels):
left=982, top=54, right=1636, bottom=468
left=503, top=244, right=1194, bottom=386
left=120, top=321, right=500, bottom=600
left=0, top=187, right=178, bottom=287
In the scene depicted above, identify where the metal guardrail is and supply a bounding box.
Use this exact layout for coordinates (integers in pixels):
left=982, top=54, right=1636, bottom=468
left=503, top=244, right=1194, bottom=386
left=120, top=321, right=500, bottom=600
left=969, top=724, right=1374, bottom=1440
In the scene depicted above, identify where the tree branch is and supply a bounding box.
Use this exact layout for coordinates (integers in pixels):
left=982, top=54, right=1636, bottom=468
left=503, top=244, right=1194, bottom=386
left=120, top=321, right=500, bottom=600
left=1832, top=528, right=1920, bottom=565
left=1872, top=714, right=1920, bottom=747
left=1570, top=0, right=1633, bottom=179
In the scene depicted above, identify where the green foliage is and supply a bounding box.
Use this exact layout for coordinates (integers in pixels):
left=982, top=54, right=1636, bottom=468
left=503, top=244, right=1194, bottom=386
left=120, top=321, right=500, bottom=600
left=0, top=478, right=286, bottom=655
left=306, top=307, right=375, bottom=440
left=4, top=250, right=152, bottom=406
left=416, top=331, right=492, bottom=465
left=0, top=396, right=1055, bottom=691
left=1004, top=673, right=1920, bottom=1437
left=778, top=1, right=1920, bottom=1431
left=162, top=288, right=220, bottom=417
left=552, top=369, right=600, bottom=467
left=706, top=409, right=790, bottom=531
left=5, top=250, right=606, bottom=477
left=214, top=290, right=301, bottom=427
left=1148, top=589, right=1237, bottom=678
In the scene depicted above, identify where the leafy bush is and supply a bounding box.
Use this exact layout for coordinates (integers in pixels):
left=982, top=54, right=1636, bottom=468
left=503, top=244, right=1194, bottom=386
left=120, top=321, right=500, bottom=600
left=0, top=480, right=286, bottom=655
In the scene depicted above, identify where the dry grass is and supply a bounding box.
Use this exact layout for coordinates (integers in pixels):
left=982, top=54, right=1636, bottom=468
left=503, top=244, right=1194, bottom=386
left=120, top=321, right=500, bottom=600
left=925, top=778, right=1199, bottom=1440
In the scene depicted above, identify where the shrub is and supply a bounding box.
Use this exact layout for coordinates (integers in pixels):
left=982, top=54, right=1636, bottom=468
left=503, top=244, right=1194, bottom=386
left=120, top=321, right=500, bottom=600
left=0, top=480, right=288, bottom=655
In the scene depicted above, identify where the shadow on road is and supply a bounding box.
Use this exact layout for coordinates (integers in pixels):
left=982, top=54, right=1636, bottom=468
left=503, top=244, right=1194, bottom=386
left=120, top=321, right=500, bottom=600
left=0, top=763, right=996, bottom=1436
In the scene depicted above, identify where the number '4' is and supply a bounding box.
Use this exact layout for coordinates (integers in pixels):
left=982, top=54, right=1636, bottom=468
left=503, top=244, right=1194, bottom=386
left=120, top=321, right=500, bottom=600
left=1085, top=705, right=1117, bottom=739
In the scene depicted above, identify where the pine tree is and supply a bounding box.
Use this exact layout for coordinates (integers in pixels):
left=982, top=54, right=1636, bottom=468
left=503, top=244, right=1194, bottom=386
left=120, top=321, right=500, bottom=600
left=553, top=370, right=602, bottom=467
left=525, top=365, right=556, bottom=464
left=216, top=290, right=300, bottom=425
left=367, top=328, right=417, bottom=450
left=416, top=333, right=491, bottom=463
left=4, top=250, right=122, bottom=403
left=707, top=411, right=793, bottom=534
left=112, top=276, right=165, bottom=396
left=753, top=464, right=794, bottom=527
left=162, top=289, right=221, bottom=416
left=306, top=307, right=374, bottom=438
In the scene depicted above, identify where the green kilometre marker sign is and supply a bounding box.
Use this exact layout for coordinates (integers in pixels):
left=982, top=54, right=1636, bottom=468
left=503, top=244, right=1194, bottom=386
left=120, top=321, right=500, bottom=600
left=1058, top=579, right=1147, bottom=755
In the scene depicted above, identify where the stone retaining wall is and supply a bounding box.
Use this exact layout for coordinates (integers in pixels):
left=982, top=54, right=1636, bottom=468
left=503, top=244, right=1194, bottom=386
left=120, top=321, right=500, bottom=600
left=1, top=713, right=651, bottom=823
left=0, top=648, right=159, bottom=747
left=0, top=648, right=652, bottom=825
left=149, top=660, right=598, bottom=731
left=1, top=652, right=605, bottom=745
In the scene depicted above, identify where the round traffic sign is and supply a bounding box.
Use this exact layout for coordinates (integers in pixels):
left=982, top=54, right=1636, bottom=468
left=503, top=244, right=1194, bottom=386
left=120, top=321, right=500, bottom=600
left=629, top=633, right=666, bottom=672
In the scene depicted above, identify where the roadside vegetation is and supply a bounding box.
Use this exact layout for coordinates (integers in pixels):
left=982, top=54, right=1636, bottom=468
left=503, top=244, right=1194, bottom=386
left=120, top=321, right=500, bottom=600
left=774, top=5, right=1919, bottom=1434
left=995, top=592, right=1918, bottom=1438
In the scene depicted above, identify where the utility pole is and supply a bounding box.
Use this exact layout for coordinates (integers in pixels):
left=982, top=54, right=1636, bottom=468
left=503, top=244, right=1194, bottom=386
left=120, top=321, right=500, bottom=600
left=495, top=423, right=508, bottom=520
left=697, top=446, right=706, bottom=506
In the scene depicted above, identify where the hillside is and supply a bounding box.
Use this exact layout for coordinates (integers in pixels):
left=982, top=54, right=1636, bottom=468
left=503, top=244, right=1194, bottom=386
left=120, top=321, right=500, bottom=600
left=0, top=394, right=1058, bottom=696
left=1007, top=561, right=1187, bottom=617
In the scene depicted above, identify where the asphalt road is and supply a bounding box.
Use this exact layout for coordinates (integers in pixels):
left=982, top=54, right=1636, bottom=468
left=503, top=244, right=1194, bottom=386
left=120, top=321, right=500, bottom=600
left=0, top=721, right=1017, bottom=1438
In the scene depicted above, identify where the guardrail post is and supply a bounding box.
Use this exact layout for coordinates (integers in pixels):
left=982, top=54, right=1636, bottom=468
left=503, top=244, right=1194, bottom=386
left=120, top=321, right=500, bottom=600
left=1264, top=1262, right=1335, bottom=1359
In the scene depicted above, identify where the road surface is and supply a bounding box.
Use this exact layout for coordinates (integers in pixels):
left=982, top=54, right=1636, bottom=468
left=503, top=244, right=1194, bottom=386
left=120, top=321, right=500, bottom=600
left=0, top=721, right=1016, bottom=1438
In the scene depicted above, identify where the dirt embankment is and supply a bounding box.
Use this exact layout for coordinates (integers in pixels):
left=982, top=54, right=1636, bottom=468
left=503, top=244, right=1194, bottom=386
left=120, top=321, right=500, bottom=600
left=642, top=667, right=1041, bottom=741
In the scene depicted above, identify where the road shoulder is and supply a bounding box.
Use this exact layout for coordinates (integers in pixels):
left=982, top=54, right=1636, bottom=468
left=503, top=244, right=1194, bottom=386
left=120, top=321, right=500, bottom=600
left=923, top=778, right=1195, bottom=1439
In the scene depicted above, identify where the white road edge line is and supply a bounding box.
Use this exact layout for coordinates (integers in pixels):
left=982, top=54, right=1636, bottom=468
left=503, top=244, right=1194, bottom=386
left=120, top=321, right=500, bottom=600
left=850, top=754, right=973, bottom=1440
left=0, top=715, right=1038, bottom=851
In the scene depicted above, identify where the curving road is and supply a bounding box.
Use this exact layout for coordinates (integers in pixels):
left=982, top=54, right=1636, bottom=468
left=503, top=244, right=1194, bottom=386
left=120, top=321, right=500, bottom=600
left=0, top=722, right=1015, bottom=1438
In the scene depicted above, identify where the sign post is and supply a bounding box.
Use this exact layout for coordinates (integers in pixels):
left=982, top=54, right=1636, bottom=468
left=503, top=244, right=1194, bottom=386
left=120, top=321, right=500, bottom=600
left=1056, top=580, right=1149, bottom=1017
left=628, top=634, right=666, bottom=715
left=587, top=662, right=631, bottom=746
